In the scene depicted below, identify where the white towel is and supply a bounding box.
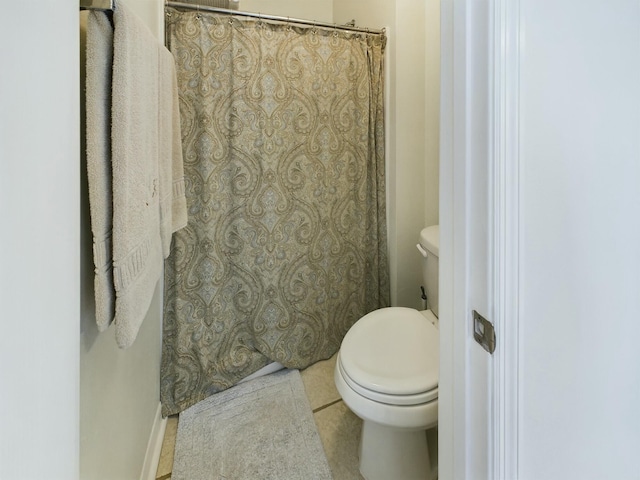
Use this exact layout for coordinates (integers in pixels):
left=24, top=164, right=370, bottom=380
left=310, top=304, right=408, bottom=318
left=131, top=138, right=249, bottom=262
left=85, top=10, right=115, bottom=332
left=111, top=2, right=164, bottom=349
left=159, top=47, right=188, bottom=257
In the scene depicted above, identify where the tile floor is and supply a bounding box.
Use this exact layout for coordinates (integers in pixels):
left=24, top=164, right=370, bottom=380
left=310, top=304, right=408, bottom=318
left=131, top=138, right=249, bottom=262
left=155, top=353, right=437, bottom=480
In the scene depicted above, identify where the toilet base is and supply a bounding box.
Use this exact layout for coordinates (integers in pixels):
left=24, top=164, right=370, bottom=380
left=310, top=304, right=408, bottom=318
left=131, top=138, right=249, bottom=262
left=359, top=420, right=431, bottom=480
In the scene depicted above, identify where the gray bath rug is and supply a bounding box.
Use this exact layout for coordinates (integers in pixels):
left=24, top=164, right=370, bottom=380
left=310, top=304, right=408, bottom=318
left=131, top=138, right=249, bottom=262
left=172, top=369, right=333, bottom=480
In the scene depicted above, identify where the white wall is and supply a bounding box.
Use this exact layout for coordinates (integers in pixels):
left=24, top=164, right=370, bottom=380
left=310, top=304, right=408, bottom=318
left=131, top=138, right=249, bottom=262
left=393, top=0, right=429, bottom=308
left=423, top=0, right=440, bottom=229
left=0, top=2, right=80, bottom=479
left=517, top=1, right=640, bottom=477
left=79, top=2, right=165, bottom=479
left=241, top=0, right=333, bottom=23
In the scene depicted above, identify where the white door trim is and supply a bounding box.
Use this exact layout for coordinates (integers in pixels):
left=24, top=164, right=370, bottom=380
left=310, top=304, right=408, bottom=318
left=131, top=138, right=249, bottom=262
left=438, top=0, right=472, bottom=478
left=440, top=0, right=523, bottom=477
left=490, top=0, right=521, bottom=478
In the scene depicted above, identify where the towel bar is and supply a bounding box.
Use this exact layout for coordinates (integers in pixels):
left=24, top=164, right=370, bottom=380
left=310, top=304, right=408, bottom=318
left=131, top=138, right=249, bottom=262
left=80, top=0, right=114, bottom=11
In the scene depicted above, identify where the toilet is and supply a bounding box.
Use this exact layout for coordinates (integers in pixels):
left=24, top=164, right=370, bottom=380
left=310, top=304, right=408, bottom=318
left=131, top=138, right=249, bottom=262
left=334, top=225, right=440, bottom=480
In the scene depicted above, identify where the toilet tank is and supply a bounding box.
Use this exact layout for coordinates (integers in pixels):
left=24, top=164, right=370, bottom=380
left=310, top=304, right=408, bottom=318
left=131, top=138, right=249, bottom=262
left=417, top=225, right=439, bottom=317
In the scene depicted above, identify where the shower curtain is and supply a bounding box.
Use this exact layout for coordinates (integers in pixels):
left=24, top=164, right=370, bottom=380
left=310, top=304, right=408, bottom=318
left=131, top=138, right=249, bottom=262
left=161, top=8, right=389, bottom=416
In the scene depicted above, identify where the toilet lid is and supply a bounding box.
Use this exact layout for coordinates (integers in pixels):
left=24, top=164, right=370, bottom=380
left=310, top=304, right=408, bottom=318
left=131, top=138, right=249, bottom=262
left=340, top=307, right=439, bottom=397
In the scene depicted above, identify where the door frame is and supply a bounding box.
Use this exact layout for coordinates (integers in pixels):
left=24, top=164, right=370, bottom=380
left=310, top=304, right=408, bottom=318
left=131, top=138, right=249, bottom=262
left=439, top=0, right=520, bottom=478
left=438, top=0, right=475, bottom=477
left=490, top=0, right=521, bottom=478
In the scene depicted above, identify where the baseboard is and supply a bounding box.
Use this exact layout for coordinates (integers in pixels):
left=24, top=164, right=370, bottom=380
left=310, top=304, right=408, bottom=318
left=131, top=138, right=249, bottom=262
left=140, top=402, right=167, bottom=480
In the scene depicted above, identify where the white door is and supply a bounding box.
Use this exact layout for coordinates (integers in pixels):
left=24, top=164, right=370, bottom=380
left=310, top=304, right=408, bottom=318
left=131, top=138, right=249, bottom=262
left=440, top=0, right=640, bottom=479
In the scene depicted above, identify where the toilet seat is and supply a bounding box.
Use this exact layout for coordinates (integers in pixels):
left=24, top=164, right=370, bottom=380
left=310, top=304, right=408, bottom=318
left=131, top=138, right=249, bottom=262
left=339, top=307, right=439, bottom=405
left=338, top=354, right=438, bottom=405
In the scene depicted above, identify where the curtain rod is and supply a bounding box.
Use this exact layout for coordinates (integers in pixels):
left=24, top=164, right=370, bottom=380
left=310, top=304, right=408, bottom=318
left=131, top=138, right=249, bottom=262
left=80, top=0, right=114, bottom=11
left=165, top=1, right=384, bottom=35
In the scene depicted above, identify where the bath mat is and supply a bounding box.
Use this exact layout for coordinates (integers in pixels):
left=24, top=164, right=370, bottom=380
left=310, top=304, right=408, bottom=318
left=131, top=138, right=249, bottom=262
left=172, top=369, right=333, bottom=480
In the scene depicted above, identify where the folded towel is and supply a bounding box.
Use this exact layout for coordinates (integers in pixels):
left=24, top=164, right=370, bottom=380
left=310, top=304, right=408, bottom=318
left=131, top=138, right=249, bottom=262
left=85, top=10, right=115, bottom=332
left=159, top=48, right=187, bottom=258
left=111, top=2, right=164, bottom=349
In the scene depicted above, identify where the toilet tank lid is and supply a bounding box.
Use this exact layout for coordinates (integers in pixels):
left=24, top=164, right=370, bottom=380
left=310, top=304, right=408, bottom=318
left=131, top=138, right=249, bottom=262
left=419, top=225, right=439, bottom=257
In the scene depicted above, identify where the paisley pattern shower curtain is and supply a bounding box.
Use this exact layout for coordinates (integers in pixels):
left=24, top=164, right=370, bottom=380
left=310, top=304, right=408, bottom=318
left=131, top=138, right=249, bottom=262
left=161, top=8, right=389, bottom=416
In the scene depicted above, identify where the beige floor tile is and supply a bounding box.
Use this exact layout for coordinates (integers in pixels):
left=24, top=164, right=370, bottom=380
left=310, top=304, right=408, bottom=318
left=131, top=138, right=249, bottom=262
left=300, top=353, right=341, bottom=411
left=313, top=401, right=364, bottom=480
left=156, top=415, right=178, bottom=479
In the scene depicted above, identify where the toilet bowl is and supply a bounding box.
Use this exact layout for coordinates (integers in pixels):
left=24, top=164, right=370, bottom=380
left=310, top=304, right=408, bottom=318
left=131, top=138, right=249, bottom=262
left=334, top=225, right=440, bottom=480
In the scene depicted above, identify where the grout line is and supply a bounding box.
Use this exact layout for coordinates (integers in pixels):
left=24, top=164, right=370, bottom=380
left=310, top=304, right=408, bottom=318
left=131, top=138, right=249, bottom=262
left=312, top=398, right=342, bottom=414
